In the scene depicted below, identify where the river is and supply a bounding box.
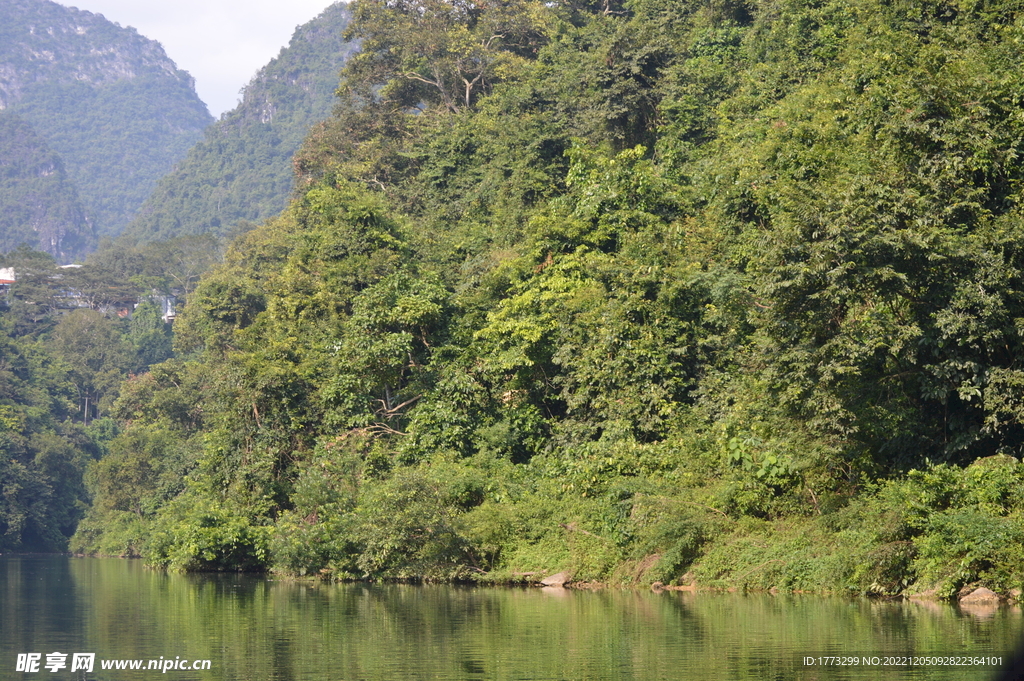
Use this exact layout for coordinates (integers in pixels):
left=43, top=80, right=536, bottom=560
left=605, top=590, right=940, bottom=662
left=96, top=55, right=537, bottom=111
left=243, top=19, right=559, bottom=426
left=1, top=555, right=1021, bottom=680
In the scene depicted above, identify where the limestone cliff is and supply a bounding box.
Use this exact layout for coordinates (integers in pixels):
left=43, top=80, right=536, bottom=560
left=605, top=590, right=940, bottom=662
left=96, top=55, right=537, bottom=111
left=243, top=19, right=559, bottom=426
left=0, top=0, right=213, bottom=248
left=0, top=110, right=91, bottom=259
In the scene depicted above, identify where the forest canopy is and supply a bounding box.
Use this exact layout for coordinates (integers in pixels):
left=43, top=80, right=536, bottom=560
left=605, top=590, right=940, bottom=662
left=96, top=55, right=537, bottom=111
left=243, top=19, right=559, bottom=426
left=11, top=0, right=1024, bottom=597
left=0, top=236, right=219, bottom=551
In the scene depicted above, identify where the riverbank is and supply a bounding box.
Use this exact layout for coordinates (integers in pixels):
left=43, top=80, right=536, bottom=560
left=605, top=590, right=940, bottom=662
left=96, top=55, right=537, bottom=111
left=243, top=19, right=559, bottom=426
left=70, top=454, right=1024, bottom=603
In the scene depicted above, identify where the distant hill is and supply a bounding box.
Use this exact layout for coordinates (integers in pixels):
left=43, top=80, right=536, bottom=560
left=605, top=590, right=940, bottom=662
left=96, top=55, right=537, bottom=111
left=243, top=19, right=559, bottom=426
left=0, top=110, right=92, bottom=259
left=0, top=0, right=213, bottom=252
left=123, top=2, right=355, bottom=243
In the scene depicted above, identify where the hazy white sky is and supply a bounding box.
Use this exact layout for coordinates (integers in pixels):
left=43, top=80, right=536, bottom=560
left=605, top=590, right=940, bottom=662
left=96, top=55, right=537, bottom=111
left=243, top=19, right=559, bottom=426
left=67, top=0, right=338, bottom=117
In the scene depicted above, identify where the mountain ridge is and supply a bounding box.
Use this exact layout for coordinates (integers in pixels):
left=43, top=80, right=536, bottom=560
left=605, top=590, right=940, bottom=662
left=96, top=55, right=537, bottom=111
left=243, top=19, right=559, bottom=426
left=123, top=2, right=355, bottom=243
left=0, top=0, right=196, bottom=106
left=0, top=0, right=213, bottom=253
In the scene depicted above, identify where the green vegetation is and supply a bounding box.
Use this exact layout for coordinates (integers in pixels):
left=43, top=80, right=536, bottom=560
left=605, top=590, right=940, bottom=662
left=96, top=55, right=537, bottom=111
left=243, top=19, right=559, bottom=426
left=0, top=111, right=94, bottom=259
left=11, top=77, right=212, bottom=239
left=36, top=0, right=1024, bottom=599
left=123, top=3, right=357, bottom=243
left=0, top=0, right=212, bottom=248
left=0, top=237, right=220, bottom=551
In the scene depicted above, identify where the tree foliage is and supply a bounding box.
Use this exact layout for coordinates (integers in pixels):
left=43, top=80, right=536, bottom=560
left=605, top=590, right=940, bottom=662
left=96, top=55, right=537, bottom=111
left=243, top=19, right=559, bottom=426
left=67, top=0, right=1024, bottom=596
left=0, top=235, right=220, bottom=551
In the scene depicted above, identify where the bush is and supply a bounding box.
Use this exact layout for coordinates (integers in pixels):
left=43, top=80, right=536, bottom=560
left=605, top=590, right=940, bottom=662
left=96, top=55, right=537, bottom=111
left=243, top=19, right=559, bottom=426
left=353, top=469, right=478, bottom=580
left=269, top=439, right=361, bottom=577
left=271, top=510, right=359, bottom=578
left=912, top=511, right=1024, bottom=598
left=146, top=498, right=270, bottom=572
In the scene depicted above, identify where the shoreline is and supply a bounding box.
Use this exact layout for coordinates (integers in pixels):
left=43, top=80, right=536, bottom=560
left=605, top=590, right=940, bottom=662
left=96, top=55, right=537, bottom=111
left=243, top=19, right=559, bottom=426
left=14, top=552, right=1021, bottom=606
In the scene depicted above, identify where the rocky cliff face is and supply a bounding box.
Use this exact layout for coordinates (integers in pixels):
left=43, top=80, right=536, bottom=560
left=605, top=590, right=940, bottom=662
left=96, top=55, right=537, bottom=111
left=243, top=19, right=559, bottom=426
left=0, top=0, right=193, bottom=107
left=0, top=0, right=213, bottom=252
left=231, top=4, right=354, bottom=129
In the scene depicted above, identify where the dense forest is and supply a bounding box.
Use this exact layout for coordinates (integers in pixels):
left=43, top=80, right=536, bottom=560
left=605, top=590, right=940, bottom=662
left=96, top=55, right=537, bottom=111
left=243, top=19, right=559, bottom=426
left=0, top=0, right=212, bottom=252
left=0, top=237, right=219, bottom=551
left=8, top=0, right=1024, bottom=599
left=123, top=3, right=358, bottom=243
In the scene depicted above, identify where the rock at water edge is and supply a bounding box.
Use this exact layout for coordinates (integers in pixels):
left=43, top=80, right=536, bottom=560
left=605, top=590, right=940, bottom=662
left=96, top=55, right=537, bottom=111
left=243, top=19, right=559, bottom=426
left=540, top=572, right=572, bottom=587
left=960, top=587, right=999, bottom=604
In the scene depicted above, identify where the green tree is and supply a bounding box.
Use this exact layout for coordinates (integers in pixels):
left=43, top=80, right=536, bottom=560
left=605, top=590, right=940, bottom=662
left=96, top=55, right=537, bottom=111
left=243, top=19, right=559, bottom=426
left=346, top=0, right=548, bottom=113
left=46, top=309, right=130, bottom=424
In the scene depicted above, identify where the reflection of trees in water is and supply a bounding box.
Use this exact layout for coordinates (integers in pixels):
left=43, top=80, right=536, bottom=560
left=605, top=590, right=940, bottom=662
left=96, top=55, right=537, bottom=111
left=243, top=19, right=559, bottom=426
left=1, top=558, right=1009, bottom=680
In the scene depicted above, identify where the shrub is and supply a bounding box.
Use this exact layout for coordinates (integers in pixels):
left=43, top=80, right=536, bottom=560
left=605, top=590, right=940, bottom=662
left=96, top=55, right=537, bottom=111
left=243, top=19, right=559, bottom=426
left=353, top=469, right=477, bottom=580
left=145, top=498, right=270, bottom=572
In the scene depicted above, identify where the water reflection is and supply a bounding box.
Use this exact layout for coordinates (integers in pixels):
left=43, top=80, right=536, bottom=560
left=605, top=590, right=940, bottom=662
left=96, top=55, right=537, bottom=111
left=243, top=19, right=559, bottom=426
left=0, top=556, right=1021, bottom=680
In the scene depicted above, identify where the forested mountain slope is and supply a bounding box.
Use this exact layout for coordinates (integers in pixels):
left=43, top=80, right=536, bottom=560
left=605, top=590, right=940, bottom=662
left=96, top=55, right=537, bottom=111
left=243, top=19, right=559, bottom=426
left=0, top=0, right=212, bottom=246
left=68, top=0, right=1024, bottom=598
left=0, top=111, right=91, bottom=258
left=123, top=3, right=356, bottom=243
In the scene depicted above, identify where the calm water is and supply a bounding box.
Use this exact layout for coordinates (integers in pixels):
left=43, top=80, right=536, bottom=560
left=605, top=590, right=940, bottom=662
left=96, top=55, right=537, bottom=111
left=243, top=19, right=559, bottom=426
left=1, top=556, right=1022, bottom=680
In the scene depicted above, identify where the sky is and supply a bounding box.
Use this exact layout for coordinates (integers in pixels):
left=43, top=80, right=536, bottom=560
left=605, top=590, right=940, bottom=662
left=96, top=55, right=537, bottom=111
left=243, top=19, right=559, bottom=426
left=67, top=0, right=338, bottom=117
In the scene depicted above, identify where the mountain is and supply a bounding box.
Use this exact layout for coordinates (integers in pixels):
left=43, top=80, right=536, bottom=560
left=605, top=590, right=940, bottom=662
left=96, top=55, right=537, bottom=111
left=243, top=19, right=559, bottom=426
left=123, top=3, right=355, bottom=243
left=0, top=0, right=213, bottom=251
left=0, top=110, right=91, bottom=258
